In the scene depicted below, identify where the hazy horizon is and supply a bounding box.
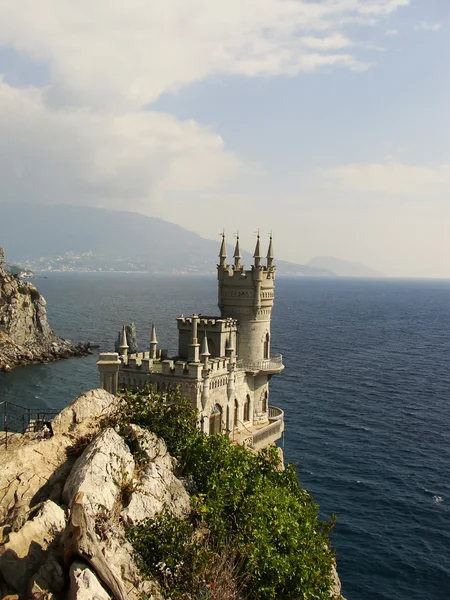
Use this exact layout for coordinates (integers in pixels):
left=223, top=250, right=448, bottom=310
left=0, top=1, right=448, bottom=278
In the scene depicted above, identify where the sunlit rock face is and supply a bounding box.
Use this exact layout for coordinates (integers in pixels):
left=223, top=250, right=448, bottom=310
left=0, top=246, right=90, bottom=371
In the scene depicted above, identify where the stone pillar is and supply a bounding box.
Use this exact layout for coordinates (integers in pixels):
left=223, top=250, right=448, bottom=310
left=188, top=315, right=200, bottom=362
left=97, top=352, right=121, bottom=395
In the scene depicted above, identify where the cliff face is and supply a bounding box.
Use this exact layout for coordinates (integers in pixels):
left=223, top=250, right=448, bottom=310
left=0, top=246, right=89, bottom=371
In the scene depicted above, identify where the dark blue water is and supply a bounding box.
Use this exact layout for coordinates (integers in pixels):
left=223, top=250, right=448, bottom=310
left=1, top=274, right=450, bottom=600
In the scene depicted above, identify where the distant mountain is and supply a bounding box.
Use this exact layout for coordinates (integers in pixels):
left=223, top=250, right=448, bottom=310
left=306, top=256, right=384, bottom=278
left=0, top=203, right=331, bottom=276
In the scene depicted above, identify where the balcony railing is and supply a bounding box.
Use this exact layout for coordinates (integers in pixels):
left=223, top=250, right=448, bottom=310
left=268, top=405, right=284, bottom=421
left=251, top=419, right=283, bottom=449
left=238, top=404, right=285, bottom=451
left=236, top=353, right=284, bottom=373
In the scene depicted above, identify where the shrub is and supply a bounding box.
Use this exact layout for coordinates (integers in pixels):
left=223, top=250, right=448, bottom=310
left=114, top=389, right=335, bottom=600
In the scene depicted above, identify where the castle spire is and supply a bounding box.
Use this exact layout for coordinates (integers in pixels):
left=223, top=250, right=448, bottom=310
left=233, top=232, right=242, bottom=269
left=201, top=332, right=211, bottom=364
left=119, top=325, right=129, bottom=358
left=267, top=232, right=274, bottom=268
left=150, top=323, right=158, bottom=359
left=219, top=230, right=227, bottom=267
left=253, top=230, right=262, bottom=268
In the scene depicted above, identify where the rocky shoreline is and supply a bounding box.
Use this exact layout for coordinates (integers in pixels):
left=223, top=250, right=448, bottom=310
left=0, top=246, right=92, bottom=372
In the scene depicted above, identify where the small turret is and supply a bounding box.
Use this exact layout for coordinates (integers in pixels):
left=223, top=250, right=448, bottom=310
left=225, top=332, right=235, bottom=362
left=201, top=332, right=211, bottom=366
left=219, top=231, right=227, bottom=268
left=188, top=314, right=200, bottom=362
left=253, top=231, right=262, bottom=268
left=119, top=325, right=129, bottom=358
left=150, top=323, right=158, bottom=359
left=267, top=233, right=274, bottom=269
left=233, top=233, right=242, bottom=270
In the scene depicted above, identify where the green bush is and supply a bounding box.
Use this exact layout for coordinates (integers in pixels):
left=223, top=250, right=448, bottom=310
left=113, top=388, right=335, bottom=600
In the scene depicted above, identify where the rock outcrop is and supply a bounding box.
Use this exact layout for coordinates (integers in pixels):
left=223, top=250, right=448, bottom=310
left=0, top=387, right=345, bottom=599
left=0, top=389, right=186, bottom=599
left=0, top=246, right=91, bottom=371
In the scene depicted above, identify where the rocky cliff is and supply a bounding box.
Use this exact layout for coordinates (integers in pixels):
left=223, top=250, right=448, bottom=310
left=0, top=246, right=89, bottom=371
left=0, top=389, right=345, bottom=600
left=0, top=389, right=190, bottom=599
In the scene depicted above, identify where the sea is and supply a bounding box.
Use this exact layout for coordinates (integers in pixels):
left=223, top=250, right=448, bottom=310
left=1, top=273, right=449, bottom=600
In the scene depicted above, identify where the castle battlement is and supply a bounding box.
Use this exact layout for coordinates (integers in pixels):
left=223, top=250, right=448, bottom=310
left=98, top=231, right=284, bottom=451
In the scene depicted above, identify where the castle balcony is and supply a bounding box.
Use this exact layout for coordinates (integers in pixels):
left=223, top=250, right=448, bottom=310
left=236, top=404, right=284, bottom=452
left=236, top=353, right=284, bottom=374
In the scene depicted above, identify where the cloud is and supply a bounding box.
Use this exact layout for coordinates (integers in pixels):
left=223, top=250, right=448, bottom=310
left=0, top=0, right=409, bottom=111
left=0, top=79, right=241, bottom=210
left=0, top=0, right=409, bottom=216
left=385, top=29, right=399, bottom=36
left=323, top=162, right=450, bottom=195
left=414, top=22, right=442, bottom=32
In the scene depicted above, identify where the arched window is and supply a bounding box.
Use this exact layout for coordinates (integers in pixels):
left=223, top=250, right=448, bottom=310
left=264, top=333, right=270, bottom=359
left=262, top=390, right=268, bottom=412
left=244, top=395, right=250, bottom=422
left=234, top=399, right=238, bottom=428
left=209, top=404, right=223, bottom=435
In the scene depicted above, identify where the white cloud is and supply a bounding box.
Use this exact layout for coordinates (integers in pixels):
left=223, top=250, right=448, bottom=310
left=0, top=0, right=410, bottom=216
left=323, top=162, right=450, bottom=195
left=414, top=22, right=442, bottom=32
left=0, top=80, right=241, bottom=210
left=385, top=29, right=399, bottom=36
left=0, top=0, right=409, bottom=111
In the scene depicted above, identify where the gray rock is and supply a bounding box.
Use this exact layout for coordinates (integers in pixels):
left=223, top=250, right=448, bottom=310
left=122, top=425, right=190, bottom=526
left=0, top=501, right=66, bottom=593
left=62, top=429, right=135, bottom=516
left=69, top=561, right=111, bottom=600
left=52, top=389, right=117, bottom=436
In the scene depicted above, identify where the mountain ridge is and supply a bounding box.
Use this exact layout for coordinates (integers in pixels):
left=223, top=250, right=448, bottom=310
left=0, top=203, right=332, bottom=276
left=307, top=255, right=384, bottom=278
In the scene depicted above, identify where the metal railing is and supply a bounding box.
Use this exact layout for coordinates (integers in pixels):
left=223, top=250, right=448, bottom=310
left=268, top=405, right=284, bottom=421
left=236, top=353, right=284, bottom=373
left=0, top=401, right=59, bottom=450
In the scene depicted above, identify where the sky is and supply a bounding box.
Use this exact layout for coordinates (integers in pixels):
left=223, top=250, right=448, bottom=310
left=0, top=0, right=449, bottom=277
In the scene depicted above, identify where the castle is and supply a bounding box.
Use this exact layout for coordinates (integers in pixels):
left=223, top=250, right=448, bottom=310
left=97, top=233, right=284, bottom=451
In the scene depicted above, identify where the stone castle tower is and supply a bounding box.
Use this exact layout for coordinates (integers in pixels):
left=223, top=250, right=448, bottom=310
left=98, top=232, right=284, bottom=450
left=218, top=232, right=275, bottom=364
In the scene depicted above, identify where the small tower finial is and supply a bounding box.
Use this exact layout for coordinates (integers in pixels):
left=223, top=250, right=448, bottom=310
left=201, top=331, right=211, bottom=365
left=267, top=231, right=274, bottom=268
left=150, top=323, right=158, bottom=359
left=219, top=230, right=227, bottom=267
left=233, top=231, right=242, bottom=270
left=119, top=325, right=129, bottom=358
left=253, top=229, right=262, bottom=267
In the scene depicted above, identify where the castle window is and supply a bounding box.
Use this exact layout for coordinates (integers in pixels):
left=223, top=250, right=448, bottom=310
left=264, top=333, right=270, bottom=359
left=209, top=404, right=223, bottom=435
left=234, top=399, right=238, bottom=428
left=244, top=395, right=250, bottom=422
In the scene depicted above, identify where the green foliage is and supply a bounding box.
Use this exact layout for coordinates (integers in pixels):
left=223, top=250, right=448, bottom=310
left=114, top=388, right=335, bottom=600
left=17, top=284, right=28, bottom=295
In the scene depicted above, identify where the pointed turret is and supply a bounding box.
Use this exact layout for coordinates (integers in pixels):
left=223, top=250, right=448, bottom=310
left=201, top=332, right=211, bottom=365
left=219, top=231, right=227, bottom=267
left=119, top=325, right=129, bottom=358
left=253, top=230, right=262, bottom=268
left=233, top=233, right=242, bottom=270
left=225, top=331, right=235, bottom=362
left=150, top=323, right=158, bottom=359
left=267, top=233, right=274, bottom=269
